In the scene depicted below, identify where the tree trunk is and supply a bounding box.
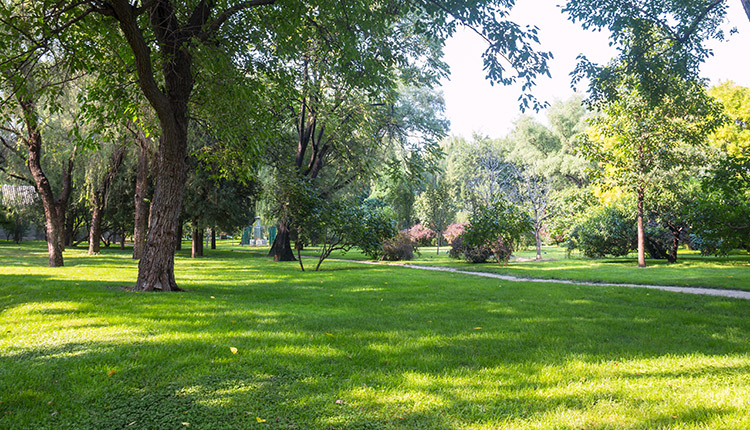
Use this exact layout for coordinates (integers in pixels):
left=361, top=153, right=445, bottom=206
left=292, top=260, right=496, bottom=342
left=135, top=139, right=187, bottom=291
left=44, top=206, right=66, bottom=267
left=18, top=95, right=74, bottom=267
left=112, top=0, right=194, bottom=291
left=637, top=184, right=646, bottom=268
left=192, top=220, right=203, bottom=258
left=268, top=218, right=295, bottom=261
left=210, top=227, right=216, bottom=249
left=64, top=214, right=75, bottom=247
left=535, top=225, right=543, bottom=261
left=89, top=146, right=125, bottom=255
left=667, top=227, right=680, bottom=264
left=133, top=143, right=150, bottom=259
left=176, top=223, right=183, bottom=251
left=436, top=232, right=441, bottom=255
left=88, top=196, right=103, bottom=254
left=120, top=227, right=126, bottom=249
left=743, top=0, right=750, bottom=23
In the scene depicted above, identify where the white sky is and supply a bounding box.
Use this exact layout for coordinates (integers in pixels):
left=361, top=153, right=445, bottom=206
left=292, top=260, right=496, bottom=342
left=440, top=0, right=750, bottom=138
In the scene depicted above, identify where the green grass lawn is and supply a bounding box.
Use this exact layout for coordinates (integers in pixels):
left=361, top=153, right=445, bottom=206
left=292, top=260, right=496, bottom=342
left=290, top=243, right=750, bottom=291
left=2, top=241, right=750, bottom=429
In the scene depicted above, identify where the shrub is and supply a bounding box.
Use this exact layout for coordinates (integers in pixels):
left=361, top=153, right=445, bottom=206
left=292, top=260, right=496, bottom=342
left=462, top=201, right=532, bottom=266
left=566, top=204, right=635, bottom=258
left=443, top=222, right=468, bottom=244
left=405, top=223, right=435, bottom=246
left=382, top=231, right=418, bottom=261
left=448, top=235, right=494, bottom=263
left=356, top=204, right=398, bottom=260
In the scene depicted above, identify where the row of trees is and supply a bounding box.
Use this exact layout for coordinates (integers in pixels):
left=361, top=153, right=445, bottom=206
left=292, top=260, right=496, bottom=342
left=387, top=80, right=748, bottom=267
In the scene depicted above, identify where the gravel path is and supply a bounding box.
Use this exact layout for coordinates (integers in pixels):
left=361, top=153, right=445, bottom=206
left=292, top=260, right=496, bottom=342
left=342, top=260, right=750, bottom=300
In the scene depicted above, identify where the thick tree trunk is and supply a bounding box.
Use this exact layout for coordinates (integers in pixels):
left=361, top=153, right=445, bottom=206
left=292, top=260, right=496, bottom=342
left=88, top=198, right=103, bottom=255
left=192, top=220, right=203, bottom=258
left=112, top=0, right=275, bottom=290
left=133, top=144, right=150, bottom=259
left=210, top=227, right=216, bottom=249
left=135, top=130, right=187, bottom=291
left=268, top=218, right=295, bottom=261
left=636, top=185, right=646, bottom=268
left=43, top=206, right=66, bottom=267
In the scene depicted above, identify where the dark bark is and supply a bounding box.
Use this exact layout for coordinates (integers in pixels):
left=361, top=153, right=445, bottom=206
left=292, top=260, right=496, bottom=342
left=105, top=0, right=274, bottom=289
left=666, top=223, right=683, bottom=264
left=16, top=92, right=74, bottom=267
left=295, top=239, right=305, bottom=271
left=88, top=203, right=103, bottom=254
left=120, top=227, right=126, bottom=249
left=110, top=0, right=192, bottom=291
left=268, top=217, right=295, bottom=261
left=176, top=223, right=183, bottom=251
left=133, top=141, right=150, bottom=259
left=64, top=214, right=75, bottom=247
left=743, top=0, right=750, bottom=23
left=89, top=146, right=125, bottom=255
left=210, top=227, right=216, bottom=249
left=192, top=220, right=203, bottom=258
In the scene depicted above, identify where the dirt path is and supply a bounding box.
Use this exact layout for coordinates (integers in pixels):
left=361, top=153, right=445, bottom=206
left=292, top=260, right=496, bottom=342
left=340, top=259, right=750, bottom=300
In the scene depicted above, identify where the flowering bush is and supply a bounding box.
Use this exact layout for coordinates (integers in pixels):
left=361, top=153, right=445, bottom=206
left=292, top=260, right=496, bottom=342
left=405, top=223, right=435, bottom=246
left=443, top=222, right=468, bottom=244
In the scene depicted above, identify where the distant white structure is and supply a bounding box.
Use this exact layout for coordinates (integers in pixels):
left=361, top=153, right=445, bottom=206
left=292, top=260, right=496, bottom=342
left=1, top=184, right=37, bottom=207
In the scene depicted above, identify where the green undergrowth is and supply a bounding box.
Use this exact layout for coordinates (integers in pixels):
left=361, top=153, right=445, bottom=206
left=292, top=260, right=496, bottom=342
left=2, top=242, right=750, bottom=429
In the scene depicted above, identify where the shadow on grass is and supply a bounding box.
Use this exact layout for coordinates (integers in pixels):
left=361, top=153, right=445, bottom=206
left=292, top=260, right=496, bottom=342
left=2, top=247, right=750, bottom=429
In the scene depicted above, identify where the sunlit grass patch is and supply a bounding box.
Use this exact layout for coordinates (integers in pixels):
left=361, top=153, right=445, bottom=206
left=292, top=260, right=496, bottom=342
left=2, top=242, right=750, bottom=429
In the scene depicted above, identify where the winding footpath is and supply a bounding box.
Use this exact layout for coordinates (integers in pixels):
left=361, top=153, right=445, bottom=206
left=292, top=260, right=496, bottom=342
left=340, top=259, right=750, bottom=301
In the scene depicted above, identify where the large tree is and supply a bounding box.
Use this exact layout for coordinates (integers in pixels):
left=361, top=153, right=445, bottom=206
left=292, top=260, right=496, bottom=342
left=4, top=0, right=552, bottom=288
left=579, top=78, right=720, bottom=267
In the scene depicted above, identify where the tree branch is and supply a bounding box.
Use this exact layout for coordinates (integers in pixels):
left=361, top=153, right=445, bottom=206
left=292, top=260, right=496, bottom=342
left=200, top=0, right=275, bottom=39
left=107, top=0, right=170, bottom=117
left=0, top=166, right=34, bottom=186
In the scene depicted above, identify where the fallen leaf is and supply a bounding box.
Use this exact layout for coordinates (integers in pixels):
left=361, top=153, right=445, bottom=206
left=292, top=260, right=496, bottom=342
left=474, top=327, right=482, bottom=330
left=107, top=369, right=116, bottom=377
left=325, top=333, right=334, bottom=337
left=181, top=422, right=190, bottom=427
left=256, top=417, right=266, bottom=423
left=335, top=399, right=343, bottom=404
left=210, top=296, right=215, bottom=299
left=230, top=347, right=238, bottom=354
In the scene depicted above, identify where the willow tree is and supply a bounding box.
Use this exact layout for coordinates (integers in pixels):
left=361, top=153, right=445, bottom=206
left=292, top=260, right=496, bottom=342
left=0, top=7, right=81, bottom=266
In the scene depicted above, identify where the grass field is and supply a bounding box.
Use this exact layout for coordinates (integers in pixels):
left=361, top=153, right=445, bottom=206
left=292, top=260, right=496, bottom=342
left=2, top=241, right=750, bottom=429
left=294, top=244, right=750, bottom=292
